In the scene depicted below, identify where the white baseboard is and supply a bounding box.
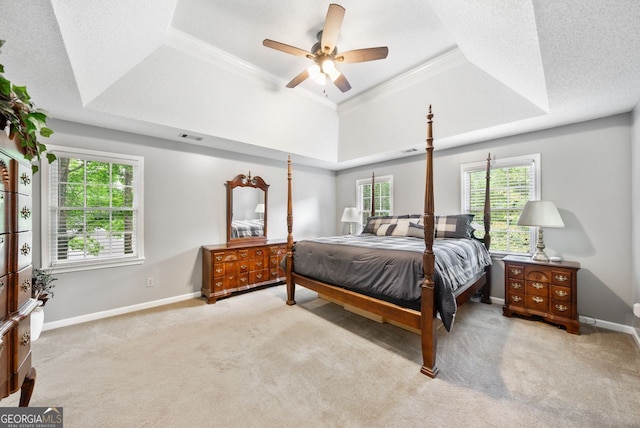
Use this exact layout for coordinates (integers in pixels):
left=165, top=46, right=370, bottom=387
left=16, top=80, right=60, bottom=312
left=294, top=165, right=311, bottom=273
left=42, top=291, right=202, bottom=332
left=489, top=297, right=640, bottom=351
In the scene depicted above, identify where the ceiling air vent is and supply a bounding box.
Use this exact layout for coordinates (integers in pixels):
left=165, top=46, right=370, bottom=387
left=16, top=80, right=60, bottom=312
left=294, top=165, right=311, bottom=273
left=178, top=133, right=203, bottom=141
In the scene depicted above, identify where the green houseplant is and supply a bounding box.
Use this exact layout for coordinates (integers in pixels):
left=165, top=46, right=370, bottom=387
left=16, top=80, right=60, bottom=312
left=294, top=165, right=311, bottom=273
left=0, top=39, right=55, bottom=173
left=32, top=267, right=57, bottom=307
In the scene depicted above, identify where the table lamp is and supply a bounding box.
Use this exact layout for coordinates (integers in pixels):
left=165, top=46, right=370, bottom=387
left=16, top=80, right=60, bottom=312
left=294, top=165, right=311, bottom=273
left=341, top=207, right=360, bottom=235
left=517, top=200, right=564, bottom=262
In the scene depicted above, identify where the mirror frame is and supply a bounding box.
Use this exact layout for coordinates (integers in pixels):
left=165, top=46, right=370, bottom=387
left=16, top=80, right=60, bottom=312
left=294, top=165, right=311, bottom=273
left=226, top=173, right=269, bottom=246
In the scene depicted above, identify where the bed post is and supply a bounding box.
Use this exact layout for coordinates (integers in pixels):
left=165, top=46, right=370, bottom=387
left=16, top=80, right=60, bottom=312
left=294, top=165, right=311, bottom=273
left=370, top=172, right=376, bottom=217
left=481, top=153, right=492, bottom=304
left=420, top=106, right=438, bottom=378
left=286, top=156, right=296, bottom=306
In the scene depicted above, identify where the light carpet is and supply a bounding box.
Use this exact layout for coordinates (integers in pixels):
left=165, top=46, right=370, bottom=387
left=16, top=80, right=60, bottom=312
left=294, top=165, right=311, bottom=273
left=1, top=285, right=639, bottom=427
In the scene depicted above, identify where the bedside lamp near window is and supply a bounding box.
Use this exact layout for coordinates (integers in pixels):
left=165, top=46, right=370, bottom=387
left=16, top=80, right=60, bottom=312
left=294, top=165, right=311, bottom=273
left=341, top=207, right=360, bottom=235
left=517, top=200, right=564, bottom=262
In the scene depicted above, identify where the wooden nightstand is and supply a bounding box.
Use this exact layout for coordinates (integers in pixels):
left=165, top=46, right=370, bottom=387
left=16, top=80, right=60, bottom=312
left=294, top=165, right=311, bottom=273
left=502, top=255, right=580, bottom=334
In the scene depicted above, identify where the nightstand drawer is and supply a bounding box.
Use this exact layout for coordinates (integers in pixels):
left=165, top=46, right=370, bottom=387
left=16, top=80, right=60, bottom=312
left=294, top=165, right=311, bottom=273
left=551, top=285, right=571, bottom=301
left=525, top=295, right=548, bottom=311
left=526, top=280, right=548, bottom=297
left=525, top=268, right=550, bottom=283
left=507, top=278, right=524, bottom=292
left=506, top=264, right=524, bottom=279
left=508, top=291, right=525, bottom=308
left=550, top=302, right=572, bottom=316
left=551, top=270, right=572, bottom=285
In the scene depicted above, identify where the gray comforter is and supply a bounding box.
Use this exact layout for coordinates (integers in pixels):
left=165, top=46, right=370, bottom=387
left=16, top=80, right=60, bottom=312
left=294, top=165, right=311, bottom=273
left=292, top=234, right=492, bottom=331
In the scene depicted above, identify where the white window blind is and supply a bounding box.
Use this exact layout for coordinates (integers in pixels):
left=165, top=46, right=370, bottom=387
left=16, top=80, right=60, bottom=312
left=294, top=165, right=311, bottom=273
left=461, top=154, right=540, bottom=255
left=41, top=146, right=144, bottom=271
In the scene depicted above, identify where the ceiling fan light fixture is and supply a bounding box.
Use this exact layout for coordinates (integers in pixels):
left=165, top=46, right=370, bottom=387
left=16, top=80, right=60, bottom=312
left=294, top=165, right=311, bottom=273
left=307, top=64, right=321, bottom=79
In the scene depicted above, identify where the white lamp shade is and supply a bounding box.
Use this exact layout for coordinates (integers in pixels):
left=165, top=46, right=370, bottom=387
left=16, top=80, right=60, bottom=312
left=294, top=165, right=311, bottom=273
left=254, top=203, right=265, bottom=214
left=517, top=200, right=564, bottom=228
left=341, top=207, right=359, bottom=223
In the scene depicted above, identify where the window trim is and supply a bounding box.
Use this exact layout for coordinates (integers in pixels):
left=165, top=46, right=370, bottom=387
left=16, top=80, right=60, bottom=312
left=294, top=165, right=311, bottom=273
left=460, top=154, right=541, bottom=256
left=355, top=174, right=393, bottom=230
left=40, top=145, right=145, bottom=273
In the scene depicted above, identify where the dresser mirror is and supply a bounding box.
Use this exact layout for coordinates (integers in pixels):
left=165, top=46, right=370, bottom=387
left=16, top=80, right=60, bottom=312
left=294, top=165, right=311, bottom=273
left=226, top=173, right=269, bottom=246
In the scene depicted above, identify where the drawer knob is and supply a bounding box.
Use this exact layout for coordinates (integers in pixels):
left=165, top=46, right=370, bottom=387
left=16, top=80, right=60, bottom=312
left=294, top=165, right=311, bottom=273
left=241, top=253, right=248, bottom=258
left=256, top=250, right=263, bottom=256
left=20, top=243, right=31, bottom=256
left=510, top=282, right=522, bottom=289
left=215, top=281, right=223, bottom=288
left=532, top=296, right=544, bottom=303
left=20, top=172, right=31, bottom=186
left=240, top=277, right=247, bottom=283
left=20, top=331, right=31, bottom=346
left=511, top=268, right=522, bottom=276
left=512, top=296, right=522, bottom=302
left=240, top=264, right=247, bottom=270
left=554, top=289, right=568, bottom=297
left=20, top=206, right=31, bottom=219
left=555, top=274, right=568, bottom=282
left=532, top=282, right=544, bottom=289
left=215, top=268, right=223, bottom=274
left=554, top=304, right=568, bottom=312
left=215, top=255, right=223, bottom=261
left=20, top=279, right=31, bottom=293
left=256, top=274, right=263, bottom=279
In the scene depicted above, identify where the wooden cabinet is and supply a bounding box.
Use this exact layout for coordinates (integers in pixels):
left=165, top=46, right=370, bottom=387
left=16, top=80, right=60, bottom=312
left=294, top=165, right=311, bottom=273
left=502, top=255, right=580, bottom=334
left=0, top=133, right=38, bottom=406
left=201, top=241, right=287, bottom=303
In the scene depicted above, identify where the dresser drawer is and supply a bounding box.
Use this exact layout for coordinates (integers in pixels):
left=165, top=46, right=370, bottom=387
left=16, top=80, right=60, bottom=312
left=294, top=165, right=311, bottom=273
left=12, top=160, right=32, bottom=197
left=15, top=266, right=33, bottom=311
left=0, top=234, right=7, bottom=277
left=250, top=270, right=268, bottom=284
left=11, top=317, right=31, bottom=374
left=0, top=192, right=9, bottom=234
left=0, top=274, right=7, bottom=316
left=526, top=280, right=548, bottom=297
left=213, top=250, right=238, bottom=263
left=250, top=258, right=266, bottom=271
left=14, top=231, right=33, bottom=271
left=16, top=194, right=32, bottom=233
left=250, top=247, right=266, bottom=259
left=525, top=295, right=548, bottom=312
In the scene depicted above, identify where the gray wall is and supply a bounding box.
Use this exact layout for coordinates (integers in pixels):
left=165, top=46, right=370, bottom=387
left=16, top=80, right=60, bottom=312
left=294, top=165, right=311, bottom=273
left=337, top=113, right=634, bottom=326
left=36, top=120, right=336, bottom=324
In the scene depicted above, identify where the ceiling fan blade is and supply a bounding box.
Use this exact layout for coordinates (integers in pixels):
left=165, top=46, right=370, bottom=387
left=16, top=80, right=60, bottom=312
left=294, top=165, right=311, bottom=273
left=320, top=4, right=345, bottom=54
left=333, top=72, right=351, bottom=93
left=336, top=47, right=389, bottom=64
left=286, top=69, right=310, bottom=88
left=263, top=39, right=313, bottom=58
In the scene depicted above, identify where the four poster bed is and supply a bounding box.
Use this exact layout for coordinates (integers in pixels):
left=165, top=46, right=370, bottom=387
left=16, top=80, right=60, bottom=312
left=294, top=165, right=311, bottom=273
left=284, top=107, right=492, bottom=377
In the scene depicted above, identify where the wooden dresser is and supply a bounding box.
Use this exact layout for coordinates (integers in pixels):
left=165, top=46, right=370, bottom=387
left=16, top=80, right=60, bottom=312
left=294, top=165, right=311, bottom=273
left=201, top=240, right=287, bottom=304
left=0, top=132, right=37, bottom=406
left=502, top=255, right=580, bottom=334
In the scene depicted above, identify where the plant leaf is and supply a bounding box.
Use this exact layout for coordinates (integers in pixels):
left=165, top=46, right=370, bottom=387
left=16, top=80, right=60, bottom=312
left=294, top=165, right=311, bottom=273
left=40, top=127, right=54, bottom=137
left=12, top=85, right=30, bottom=103
left=0, top=76, right=10, bottom=95
left=46, top=152, right=57, bottom=163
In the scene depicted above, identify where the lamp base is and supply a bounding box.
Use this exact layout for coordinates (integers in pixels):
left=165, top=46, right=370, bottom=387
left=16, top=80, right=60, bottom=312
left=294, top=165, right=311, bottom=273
left=531, top=227, right=549, bottom=262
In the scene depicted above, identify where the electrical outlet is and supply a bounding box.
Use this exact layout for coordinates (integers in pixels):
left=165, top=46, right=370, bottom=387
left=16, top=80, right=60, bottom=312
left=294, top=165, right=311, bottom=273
left=634, top=303, right=640, bottom=318
left=146, top=277, right=154, bottom=288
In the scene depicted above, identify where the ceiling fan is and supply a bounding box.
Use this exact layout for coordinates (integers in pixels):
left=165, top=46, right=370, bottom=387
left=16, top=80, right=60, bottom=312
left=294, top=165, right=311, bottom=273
left=262, top=3, right=389, bottom=93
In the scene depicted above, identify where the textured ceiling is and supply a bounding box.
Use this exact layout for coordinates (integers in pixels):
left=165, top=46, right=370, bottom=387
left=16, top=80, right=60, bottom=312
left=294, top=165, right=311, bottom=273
left=1, top=0, right=640, bottom=169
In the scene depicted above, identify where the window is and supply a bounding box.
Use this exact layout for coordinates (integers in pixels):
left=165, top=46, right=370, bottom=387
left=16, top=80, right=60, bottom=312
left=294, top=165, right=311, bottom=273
left=356, top=175, right=393, bottom=229
left=461, top=154, right=540, bottom=255
left=41, top=146, right=144, bottom=271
